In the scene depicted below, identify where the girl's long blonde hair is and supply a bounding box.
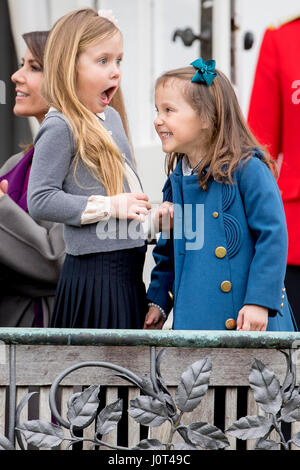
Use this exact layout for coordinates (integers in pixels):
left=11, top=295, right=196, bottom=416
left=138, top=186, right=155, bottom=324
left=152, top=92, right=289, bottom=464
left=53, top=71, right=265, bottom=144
left=42, top=8, right=126, bottom=195
left=156, top=67, right=276, bottom=189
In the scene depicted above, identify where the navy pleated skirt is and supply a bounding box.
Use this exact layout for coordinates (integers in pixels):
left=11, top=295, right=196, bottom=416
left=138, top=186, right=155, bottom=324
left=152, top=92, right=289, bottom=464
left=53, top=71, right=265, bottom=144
left=50, top=245, right=147, bottom=328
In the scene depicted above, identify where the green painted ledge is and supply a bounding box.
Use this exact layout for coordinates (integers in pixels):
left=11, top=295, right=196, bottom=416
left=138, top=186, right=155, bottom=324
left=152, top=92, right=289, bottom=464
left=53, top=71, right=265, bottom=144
left=0, top=328, right=299, bottom=348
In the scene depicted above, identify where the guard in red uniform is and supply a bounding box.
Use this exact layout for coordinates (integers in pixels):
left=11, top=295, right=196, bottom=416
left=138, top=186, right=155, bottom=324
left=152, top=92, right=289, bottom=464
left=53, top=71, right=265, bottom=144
left=248, top=15, right=300, bottom=327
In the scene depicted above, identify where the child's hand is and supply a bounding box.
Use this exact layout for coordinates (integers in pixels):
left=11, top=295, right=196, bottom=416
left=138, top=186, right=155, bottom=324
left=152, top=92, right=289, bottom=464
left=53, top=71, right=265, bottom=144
left=154, top=201, right=174, bottom=232
left=110, top=193, right=151, bottom=222
left=143, top=306, right=165, bottom=330
left=236, top=304, right=268, bottom=331
left=0, top=179, right=8, bottom=198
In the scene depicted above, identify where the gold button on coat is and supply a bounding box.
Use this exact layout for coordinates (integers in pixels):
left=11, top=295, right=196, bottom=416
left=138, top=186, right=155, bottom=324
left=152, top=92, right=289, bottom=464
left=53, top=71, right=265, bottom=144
left=221, top=280, right=232, bottom=292
left=281, top=303, right=284, bottom=308
left=168, top=291, right=174, bottom=301
left=215, top=246, right=227, bottom=258
left=212, top=211, right=219, bottom=218
left=225, top=318, right=236, bottom=330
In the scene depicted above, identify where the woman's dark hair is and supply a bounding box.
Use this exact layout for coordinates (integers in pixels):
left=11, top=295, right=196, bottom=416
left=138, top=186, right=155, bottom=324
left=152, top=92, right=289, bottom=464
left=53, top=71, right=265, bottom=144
left=22, top=31, right=49, bottom=69
left=19, top=31, right=49, bottom=151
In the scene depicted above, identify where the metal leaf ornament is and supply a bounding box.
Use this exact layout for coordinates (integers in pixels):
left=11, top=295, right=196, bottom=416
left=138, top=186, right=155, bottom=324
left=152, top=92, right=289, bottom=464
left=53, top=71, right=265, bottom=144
left=14, top=346, right=300, bottom=451
left=190, top=58, right=217, bottom=86
left=12, top=349, right=229, bottom=450
left=16, top=420, right=65, bottom=448
left=96, top=399, right=123, bottom=435
left=249, top=359, right=282, bottom=415
left=254, top=437, right=279, bottom=451
left=186, top=422, right=229, bottom=450
left=67, top=385, right=100, bottom=429
left=129, top=395, right=169, bottom=427
left=281, top=395, right=300, bottom=423
left=133, top=439, right=163, bottom=450
left=226, top=352, right=300, bottom=450
left=226, top=415, right=274, bottom=441
left=176, top=357, right=211, bottom=412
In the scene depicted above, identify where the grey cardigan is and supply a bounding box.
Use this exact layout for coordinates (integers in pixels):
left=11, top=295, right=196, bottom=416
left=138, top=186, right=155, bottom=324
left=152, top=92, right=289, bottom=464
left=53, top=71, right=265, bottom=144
left=27, top=107, right=145, bottom=255
left=0, top=151, right=65, bottom=327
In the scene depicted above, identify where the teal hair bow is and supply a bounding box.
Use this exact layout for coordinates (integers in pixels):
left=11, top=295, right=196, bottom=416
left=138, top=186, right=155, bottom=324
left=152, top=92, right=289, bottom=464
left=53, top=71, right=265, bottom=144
left=190, top=58, right=217, bottom=86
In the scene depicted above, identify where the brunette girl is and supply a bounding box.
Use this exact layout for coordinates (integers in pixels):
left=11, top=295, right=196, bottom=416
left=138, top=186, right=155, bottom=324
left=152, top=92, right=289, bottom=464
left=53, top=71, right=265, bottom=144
left=145, top=59, right=296, bottom=331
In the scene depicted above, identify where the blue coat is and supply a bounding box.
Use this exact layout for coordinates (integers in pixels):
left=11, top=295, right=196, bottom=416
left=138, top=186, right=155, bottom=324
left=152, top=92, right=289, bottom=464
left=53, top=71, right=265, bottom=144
left=147, top=152, right=296, bottom=331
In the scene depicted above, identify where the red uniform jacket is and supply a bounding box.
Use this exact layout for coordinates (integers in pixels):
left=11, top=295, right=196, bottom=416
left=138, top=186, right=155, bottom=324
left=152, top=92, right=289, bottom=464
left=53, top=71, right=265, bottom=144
left=248, top=17, right=300, bottom=265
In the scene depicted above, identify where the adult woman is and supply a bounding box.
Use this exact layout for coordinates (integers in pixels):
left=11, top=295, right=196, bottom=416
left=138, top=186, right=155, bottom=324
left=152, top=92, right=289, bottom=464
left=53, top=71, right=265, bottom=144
left=0, top=31, right=65, bottom=327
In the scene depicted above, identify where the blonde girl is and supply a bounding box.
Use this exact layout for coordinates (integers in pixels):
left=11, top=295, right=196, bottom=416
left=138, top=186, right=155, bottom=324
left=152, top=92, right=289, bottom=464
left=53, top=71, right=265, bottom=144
left=145, top=59, right=296, bottom=332
left=28, top=8, right=151, bottom=328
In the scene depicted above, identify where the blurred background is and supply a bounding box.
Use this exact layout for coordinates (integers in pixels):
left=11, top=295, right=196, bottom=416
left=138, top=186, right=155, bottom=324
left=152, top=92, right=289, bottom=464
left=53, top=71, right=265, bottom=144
left=1, top=0, right=299, bottom=285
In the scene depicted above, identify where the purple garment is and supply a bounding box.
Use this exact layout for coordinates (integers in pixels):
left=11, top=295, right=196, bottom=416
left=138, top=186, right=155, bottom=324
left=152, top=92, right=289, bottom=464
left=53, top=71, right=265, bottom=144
left=0, top=147, right=34, bottom=212
left=0, top=147, right=44, bottom=326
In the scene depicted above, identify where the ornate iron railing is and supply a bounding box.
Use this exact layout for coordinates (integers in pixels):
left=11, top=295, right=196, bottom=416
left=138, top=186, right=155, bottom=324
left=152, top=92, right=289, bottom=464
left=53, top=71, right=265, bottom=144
left=0, top=328, right=299, bottom=451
